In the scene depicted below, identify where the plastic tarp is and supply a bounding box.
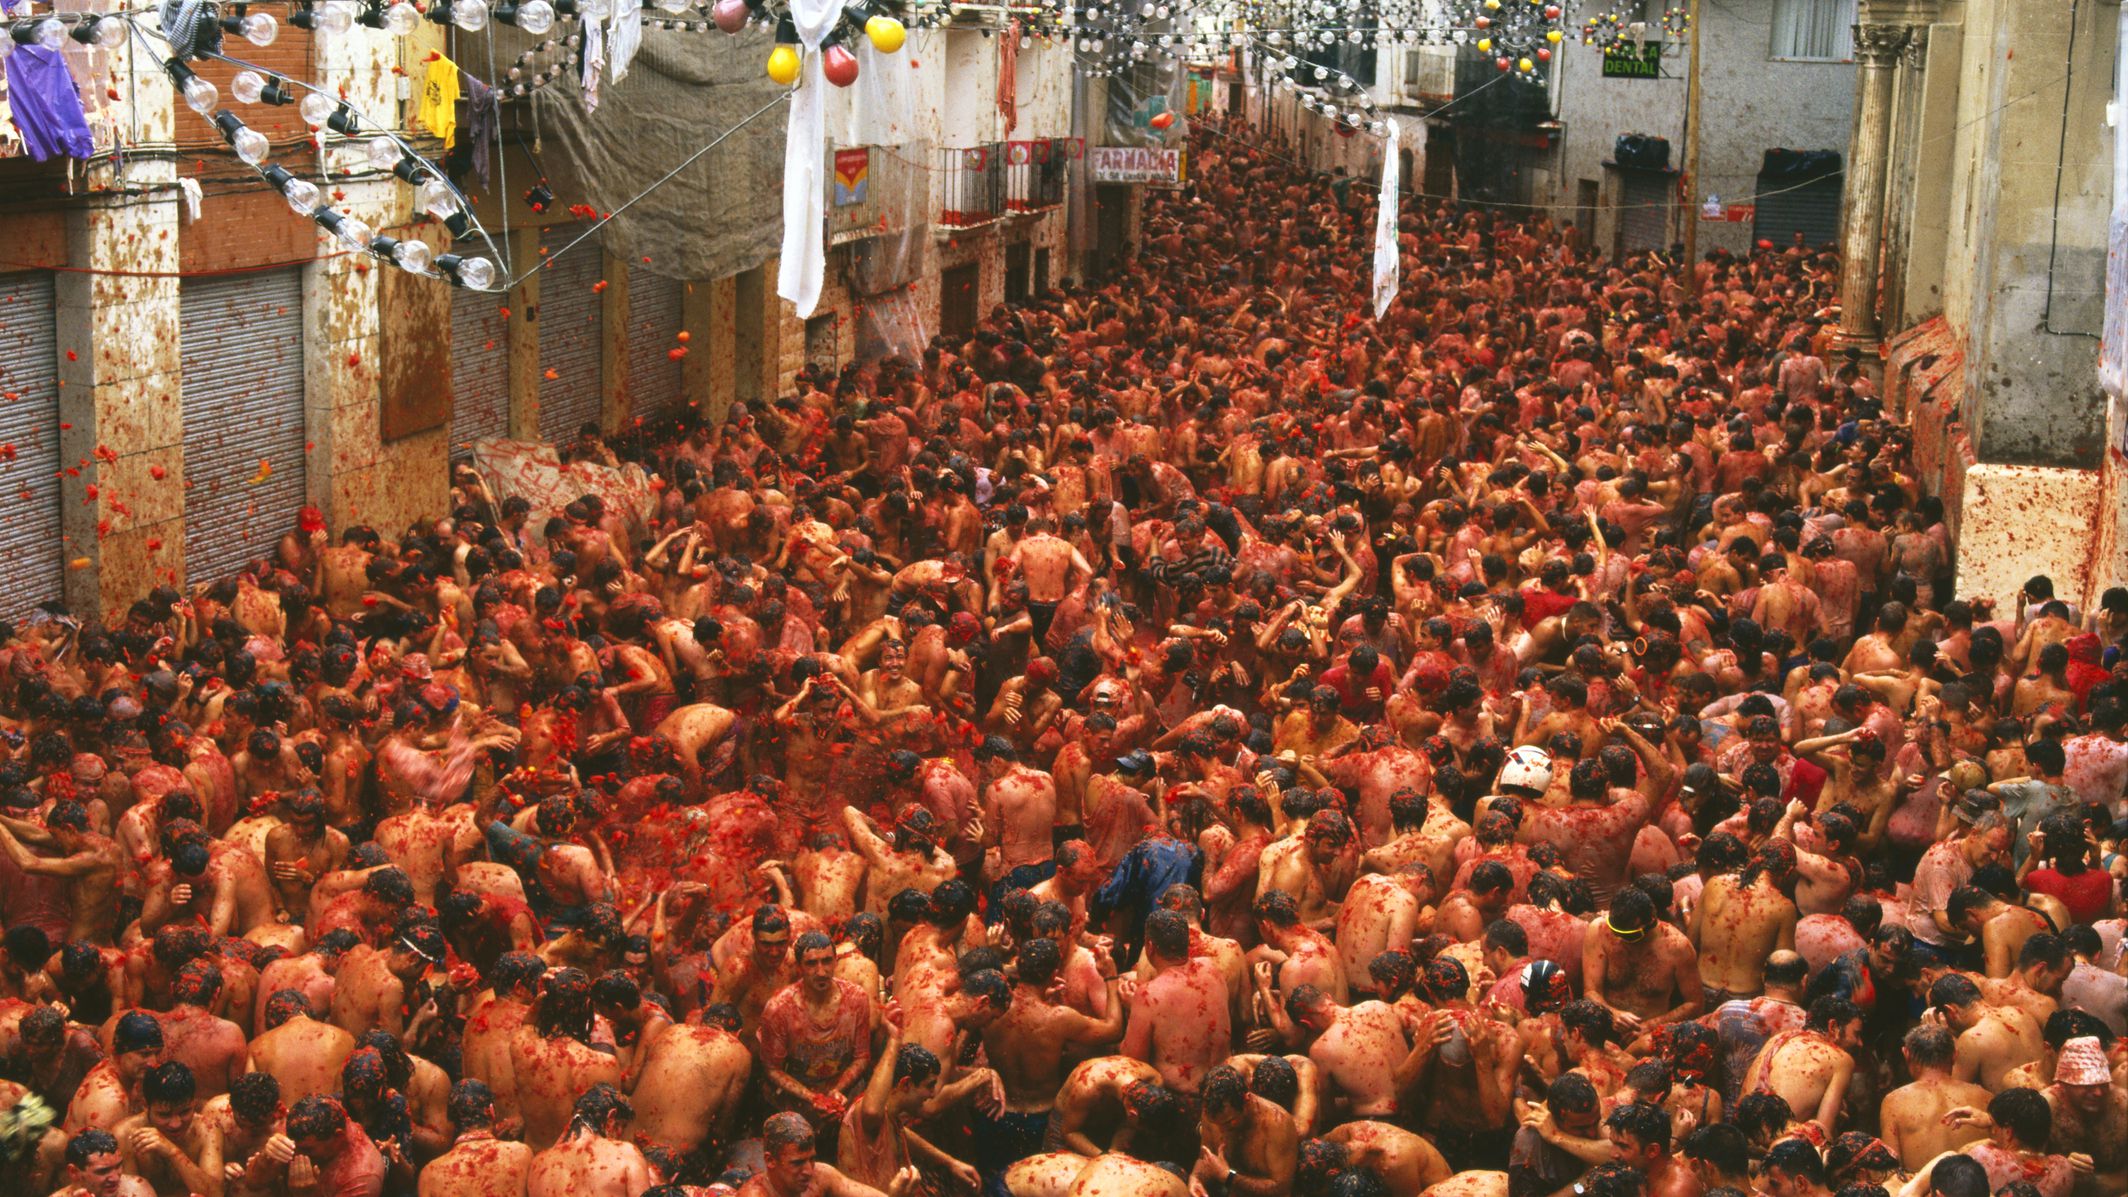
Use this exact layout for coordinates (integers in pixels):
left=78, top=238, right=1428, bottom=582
left=467, top=437, right=657, bottom=547
left=516, top=24, right=791, bottom=282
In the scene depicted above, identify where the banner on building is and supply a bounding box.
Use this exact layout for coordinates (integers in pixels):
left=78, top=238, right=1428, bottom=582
left=1089, top=146, right=1186, bottom=186
left=833, top=148, right=869, bottom=206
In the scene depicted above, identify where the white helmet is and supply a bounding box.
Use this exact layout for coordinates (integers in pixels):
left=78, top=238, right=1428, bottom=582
left=1498, top=745, right=1554, bottom=794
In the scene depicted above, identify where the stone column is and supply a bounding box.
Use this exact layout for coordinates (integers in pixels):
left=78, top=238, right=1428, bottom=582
left=1877, top=27, right=1931, bottom=333
left=1834, top=23, right=1908, bottom=352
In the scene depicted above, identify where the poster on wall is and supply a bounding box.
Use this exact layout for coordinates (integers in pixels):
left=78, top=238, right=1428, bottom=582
left=833, top=148, right=869, bottom=207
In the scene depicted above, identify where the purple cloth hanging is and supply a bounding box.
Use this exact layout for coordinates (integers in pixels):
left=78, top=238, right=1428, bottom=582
left=5, top=44, right=94, bottom=162
left=5, top=45, right=93, bottom=162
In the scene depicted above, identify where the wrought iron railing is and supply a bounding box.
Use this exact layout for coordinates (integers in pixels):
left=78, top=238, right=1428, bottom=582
left=939, top=143, right=1005, bottom=226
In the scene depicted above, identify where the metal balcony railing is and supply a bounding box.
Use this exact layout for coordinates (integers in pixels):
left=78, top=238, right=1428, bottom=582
left=939, top=143, right=1005, bottom=226
left=1004, top=139, right=1067, bottom=211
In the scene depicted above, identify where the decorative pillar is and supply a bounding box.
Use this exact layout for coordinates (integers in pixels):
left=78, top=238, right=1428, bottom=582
left=1877, top=26, right=1931, bottom=333
left=1834, top=23, right=1908, bottom=353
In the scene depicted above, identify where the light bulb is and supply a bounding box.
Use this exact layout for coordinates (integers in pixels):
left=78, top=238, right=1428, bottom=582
left=383, top=2, right=421, bottom=34
left=366, top=136, right=403, bottom=172
left=33, top=18, right=65, bottom=50
left=391, top=239, right=434, bottom=273
left=330, top=213, right=375, bottom=252
left=515, top=0, right=555, bottom=33
left=238, top=11, right=278, bottom=45
left=712, top=0, right=748, bottom=31
left=316, top=1, right=357, bottom=34
left=766, top=44, right=801, bottom=85
left=864, top=14, right=905, bottom=52
left=232, top=71, right=267, bottom=103
left=91, top=16, right=128, bottom=48
left=453, top=0, right=490, bottom=31
left=455, top=256, right=498, bottom=289
left=298, top=91, right=336, bottom=126
left=282, top=177, right=322, bottom=216
left=231, top=126, right=270, bottom=165
left=181, top=75, right=219, bottom=115
left=416, top=176, right=460, bottom=219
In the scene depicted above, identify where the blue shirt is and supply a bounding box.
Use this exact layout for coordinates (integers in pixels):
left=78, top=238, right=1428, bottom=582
left=1091, top=834, right=1200, bottom=933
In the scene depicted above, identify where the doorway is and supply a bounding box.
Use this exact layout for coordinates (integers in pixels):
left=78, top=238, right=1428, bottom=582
left=940, top=263, right=981, bottom=339
left=1575, top=178, right=1599, bottom=253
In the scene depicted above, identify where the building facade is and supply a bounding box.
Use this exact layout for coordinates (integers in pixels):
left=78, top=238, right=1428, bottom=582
left=1841, top=0, right=2125, bottom=605
left=0, top=10, right=1079, bottom=621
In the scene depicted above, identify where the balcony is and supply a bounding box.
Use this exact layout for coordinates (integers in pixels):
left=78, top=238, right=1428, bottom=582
left=939, top=144, right=1005, bottom=227
left=1004, top=139, right=1068, bottom=212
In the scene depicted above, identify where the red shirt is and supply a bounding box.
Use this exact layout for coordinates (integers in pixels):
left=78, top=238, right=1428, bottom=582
left=2023, top=868, right=2114, bottom=925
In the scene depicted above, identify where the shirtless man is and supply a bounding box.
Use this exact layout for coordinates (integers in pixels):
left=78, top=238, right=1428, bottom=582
left=1738, top=996, right=1862, bottom=1134
left=55, top=1128, right=155, bottom=1197
left=1947, top=886, right=2054, bottom=980
left=112, top=1062, right=216, bottom=1197
left=262, top=790, right=349, bottom=925
left=155, top=964, right=248, bottom=1100
left=1928, top=972, right=2045, bottom=1092
left=525, top=1085, right=652, bottom=1197
left=736, top=1111, right=917, bottom=1197
left=418, top=1080, right=534, bottom=1197
left=329, top=926, right=443, bottom=1041
left=66, top=1012, right=163, bottom=1134
left=977, top=737, right=1059, bottom=898
left=1052, top=1056, right=1164, bottom=1156
left=1583, top=888, right=1703, bottom=1035
left=0, top=803, right=124, bottom=944
left=842, top=808, right=958, bottom=918
left=509, top=969, right=624, bottom=1148
left=627, top=1017, right=752, bottom=1159
left=1003, top=517, right=1092, bottom=647
left=1690, top=843, right=1800, bottom=1004
left=458, top=953, right=543, bottom=1134
left=1271, top=984, right=1440, bottom=1122
left=1878, top=1024, right=1992, bottom=1171
left=1117, top=911, right=1232, bottom=1096
left=1257, top=810, right=1357, bottom=931
left=249, top=991, right=356, bottom=1105
left=1324, top=1120, right=1453, bottom=1197
left=979, top=937, right=1125, bottom=1185
left=1193, top=1064, right=1300, bottom=1197
left=1335, top=863, right=1431, bottom=996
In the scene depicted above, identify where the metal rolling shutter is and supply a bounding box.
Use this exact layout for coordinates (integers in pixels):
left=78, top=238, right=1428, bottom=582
left=1754, top=173, right=1843, bottom=250
left=537, top=227, right=604, bottom=442
left=180, top=271, right=308, bottom=585
left=0, top=273, right=65, bottom=617
left=1619, top=171, right=1671, bottom=254
left=450, top=285, right=509, bottom=451
left=624, top=269, right=685, bottom=422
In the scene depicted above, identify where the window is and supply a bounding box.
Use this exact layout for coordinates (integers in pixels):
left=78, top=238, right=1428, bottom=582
left=1770, top=0, right=1856, bottom=61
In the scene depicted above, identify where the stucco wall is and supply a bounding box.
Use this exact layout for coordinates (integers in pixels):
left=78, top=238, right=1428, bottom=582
left=1552, top=5, right=1854, bottom=257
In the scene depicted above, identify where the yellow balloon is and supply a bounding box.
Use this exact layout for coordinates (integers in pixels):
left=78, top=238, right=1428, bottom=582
left=1517, top=56, right=1533, bottom=71
left=767, top=43, right=801, bottom=84
left=865, top=14, right=905, bottom=53
left=1475, top=37, right=1491, bottom=51
left=1547, top=29, right=1562, bottom=42
left=1482, top=0, right=1499, bottom=9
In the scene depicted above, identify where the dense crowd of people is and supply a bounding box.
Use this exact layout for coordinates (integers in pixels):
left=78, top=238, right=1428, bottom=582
left=0, top=113, right=2124, bottom=1197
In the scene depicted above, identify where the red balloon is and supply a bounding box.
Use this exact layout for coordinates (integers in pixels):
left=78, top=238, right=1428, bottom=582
left=1495, top=56, right=1511, bottom=71
left=1150, top=110, right=1176, bottom=130
left=823, top=43, right=860, bottom=87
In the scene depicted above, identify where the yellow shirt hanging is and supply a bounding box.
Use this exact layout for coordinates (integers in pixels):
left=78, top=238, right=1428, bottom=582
left=420, top=56, right=462, bottom=148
